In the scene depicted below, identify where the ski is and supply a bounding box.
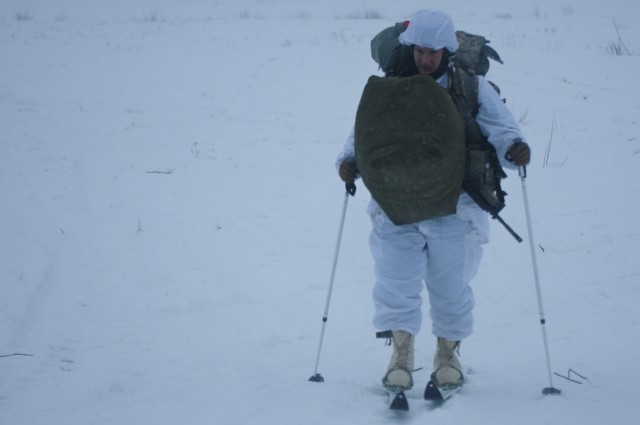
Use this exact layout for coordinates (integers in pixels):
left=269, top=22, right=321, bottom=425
left=424, top=375, right=463, bottom=401
left=387, top=388, right=409, bottom=411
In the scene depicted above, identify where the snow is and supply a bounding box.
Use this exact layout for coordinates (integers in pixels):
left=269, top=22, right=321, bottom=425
left=1, top=0, right=639, bottom=424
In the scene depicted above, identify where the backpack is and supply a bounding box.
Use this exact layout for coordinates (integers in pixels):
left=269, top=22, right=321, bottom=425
left=370, top=23, right=510, bottom=219
left=354, top=74, right=466, bottom=225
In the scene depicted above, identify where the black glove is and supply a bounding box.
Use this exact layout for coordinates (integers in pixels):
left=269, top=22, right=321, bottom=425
left=339, top=159, right=359, bottom=183
left=505, top=140, right=530, bottom=166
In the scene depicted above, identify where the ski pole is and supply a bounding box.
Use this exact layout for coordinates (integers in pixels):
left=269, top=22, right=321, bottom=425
left=518, top=166, right=561, bottom=396
left=309, top=182, right=356, bottom=383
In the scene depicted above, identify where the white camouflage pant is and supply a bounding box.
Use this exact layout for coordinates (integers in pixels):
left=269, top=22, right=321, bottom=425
left=368, top=195, right=487, bottom=341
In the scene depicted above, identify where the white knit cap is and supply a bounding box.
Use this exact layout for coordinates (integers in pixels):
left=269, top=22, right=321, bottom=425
left=398, top=10, right=458, bottom=52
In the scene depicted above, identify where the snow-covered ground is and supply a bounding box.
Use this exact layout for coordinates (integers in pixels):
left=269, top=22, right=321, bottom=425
left=1, top=1, right=639, bottom=424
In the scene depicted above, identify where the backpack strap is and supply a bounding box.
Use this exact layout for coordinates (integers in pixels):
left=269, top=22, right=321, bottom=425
left=449, top=66, right=508, bottom=216
left=449, top=67, right=483, bottom=146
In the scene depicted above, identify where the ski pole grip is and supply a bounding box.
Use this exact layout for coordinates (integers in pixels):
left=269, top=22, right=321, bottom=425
left=345, top=182, right=356, bottom=196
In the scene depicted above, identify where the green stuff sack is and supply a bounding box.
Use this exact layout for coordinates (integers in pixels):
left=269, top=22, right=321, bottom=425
left=354, top=75, right=465, bottom=225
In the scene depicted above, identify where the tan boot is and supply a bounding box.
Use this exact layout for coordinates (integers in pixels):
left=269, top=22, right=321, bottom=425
left=432, top=337, right=463, bottom=388
left=382, top=331, right=414, bottom=391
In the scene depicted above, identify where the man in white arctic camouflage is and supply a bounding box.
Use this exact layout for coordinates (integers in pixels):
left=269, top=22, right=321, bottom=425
left=336, top=9, right=530, bottom=401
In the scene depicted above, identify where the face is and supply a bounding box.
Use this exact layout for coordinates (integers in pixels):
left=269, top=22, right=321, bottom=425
left=413, top=46, right=445, bottom=76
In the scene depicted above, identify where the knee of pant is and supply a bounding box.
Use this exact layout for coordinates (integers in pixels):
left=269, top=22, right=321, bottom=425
left=374, top=281, right=424, bottom=308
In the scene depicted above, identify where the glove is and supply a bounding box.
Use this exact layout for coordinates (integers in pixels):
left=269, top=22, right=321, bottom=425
left=505, top=140, right=530, bottom=166
left=339, top=159, right=359, bottom=183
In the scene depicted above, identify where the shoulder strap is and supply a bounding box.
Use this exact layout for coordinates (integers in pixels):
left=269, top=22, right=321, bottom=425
left=449, top=67, right=483, bottom=146
left=449, top=66, right=508, bottom=216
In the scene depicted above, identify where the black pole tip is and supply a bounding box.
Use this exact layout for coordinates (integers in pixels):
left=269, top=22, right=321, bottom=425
left=309, top=374, right=325, bottom=383
left=542, top=387, right=562, bottom=396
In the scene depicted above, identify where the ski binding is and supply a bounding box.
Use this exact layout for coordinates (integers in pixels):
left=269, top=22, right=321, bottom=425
left=424, top=376, right=462, bottom=401
left=387, top=387, right=409, bottom=411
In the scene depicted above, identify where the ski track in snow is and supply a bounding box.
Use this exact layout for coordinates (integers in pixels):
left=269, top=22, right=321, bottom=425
left=1, top=1, right=639, bottom=424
